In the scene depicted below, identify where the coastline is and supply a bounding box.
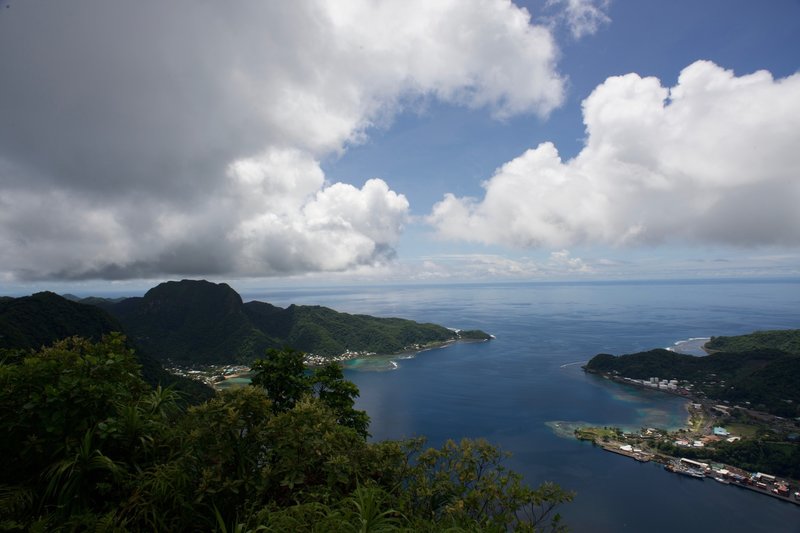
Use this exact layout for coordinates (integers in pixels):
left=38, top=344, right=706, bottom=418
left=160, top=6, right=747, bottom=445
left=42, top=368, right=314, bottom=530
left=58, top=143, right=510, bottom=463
left=216, top=336, right=491, bottom=387
left=665, top=336, right=712, bottom=356
left=305, top=336, right=489, bottom=367
left=577, top=342, right=800, bottom=507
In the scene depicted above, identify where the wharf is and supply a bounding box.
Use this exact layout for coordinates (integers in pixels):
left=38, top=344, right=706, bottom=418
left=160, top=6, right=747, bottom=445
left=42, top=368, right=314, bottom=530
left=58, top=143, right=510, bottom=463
left=597, top=441, right=800, bottom=506
left=661, top=461, right=800, bottom=506
left=600, top=444, right=652, bottom=462
left=725, top=479, right=800, bottom=506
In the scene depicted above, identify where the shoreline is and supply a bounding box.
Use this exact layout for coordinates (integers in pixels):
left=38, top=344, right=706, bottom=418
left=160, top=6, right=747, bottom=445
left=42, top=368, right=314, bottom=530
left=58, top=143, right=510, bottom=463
left=575, top=420, right=800, bottom=507
left=578, top=365, right=800, bottom=507
left=305, top=336, right=487, bottom=367
left=216, top=337, right=491, bottom=387
left=594, top=441, right=800, bottom=506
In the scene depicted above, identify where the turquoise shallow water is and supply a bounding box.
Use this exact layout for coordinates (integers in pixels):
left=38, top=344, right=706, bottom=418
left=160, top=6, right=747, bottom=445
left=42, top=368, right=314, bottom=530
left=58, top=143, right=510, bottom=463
left=244, top=280, right=800, bottom=532
left=215, top=374, right=254, bottom=389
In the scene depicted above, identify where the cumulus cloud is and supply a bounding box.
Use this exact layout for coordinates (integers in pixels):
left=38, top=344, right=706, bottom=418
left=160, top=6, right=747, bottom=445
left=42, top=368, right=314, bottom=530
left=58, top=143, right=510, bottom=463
left=0, top=0, right=564, bottom=281
left=429, top=61, right=800, bottom=248
left=546, top=0, right=611, bottom=39
left=393, top=250, right=592, bottom=281
left=229, top=151, right=410, bottom=275
left=547, top=249, right=593, bottom=272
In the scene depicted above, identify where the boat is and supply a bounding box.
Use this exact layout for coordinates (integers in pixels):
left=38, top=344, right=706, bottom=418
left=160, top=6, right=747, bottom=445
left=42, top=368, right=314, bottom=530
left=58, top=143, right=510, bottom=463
left=670, top=466, right=705, bottom=479
left=713, top=476, right=730, bottom=484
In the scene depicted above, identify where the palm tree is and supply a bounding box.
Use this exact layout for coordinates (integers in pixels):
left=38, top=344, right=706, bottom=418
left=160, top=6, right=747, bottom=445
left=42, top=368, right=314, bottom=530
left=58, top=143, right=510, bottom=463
left=345, top=485, right=405, bottom=533
left=43, top=429, right=122, bottom=513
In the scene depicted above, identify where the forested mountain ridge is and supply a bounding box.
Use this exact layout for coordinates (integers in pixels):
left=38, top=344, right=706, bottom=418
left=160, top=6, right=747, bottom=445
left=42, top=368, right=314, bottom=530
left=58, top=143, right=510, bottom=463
left=85, top=279, right=491, bottom=364
left=704, top=329, right=800, bottom=355
left=245, top=301, right=464, bottom=358
left=0, top=291, right=121, bottom=349
left=94, top=280, right=274, bottom=365
left=0, top=292, right=213, bottom=401
left=1, top=280, right=490, bottom=368
left=585, top=329, right=800, bottom=417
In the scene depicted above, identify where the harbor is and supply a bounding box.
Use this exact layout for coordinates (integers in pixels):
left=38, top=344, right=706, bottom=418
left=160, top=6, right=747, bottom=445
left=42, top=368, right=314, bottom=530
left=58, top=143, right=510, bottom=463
left=664, top=458, right=800, bottom=506
left=595, top=439, right=800, bottom=506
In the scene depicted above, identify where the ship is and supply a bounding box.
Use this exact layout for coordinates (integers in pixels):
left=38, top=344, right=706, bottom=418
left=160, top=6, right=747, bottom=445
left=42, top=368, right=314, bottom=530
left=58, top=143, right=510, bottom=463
left=664, top=463, right=705, bottom=479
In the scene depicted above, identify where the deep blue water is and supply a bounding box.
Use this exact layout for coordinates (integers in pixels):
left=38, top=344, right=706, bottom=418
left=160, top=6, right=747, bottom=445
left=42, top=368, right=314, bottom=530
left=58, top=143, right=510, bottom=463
left=245, top=280, right=800, bottom=532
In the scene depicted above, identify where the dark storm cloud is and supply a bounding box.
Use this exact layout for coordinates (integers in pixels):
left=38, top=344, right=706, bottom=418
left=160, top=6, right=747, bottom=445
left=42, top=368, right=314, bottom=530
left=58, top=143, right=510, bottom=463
left=0, top=1, right=565, bottom=281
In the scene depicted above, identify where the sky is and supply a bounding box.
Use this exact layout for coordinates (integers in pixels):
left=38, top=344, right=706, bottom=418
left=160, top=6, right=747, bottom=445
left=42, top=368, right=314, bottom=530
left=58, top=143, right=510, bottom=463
left=1, top=0, right=799, bottom=295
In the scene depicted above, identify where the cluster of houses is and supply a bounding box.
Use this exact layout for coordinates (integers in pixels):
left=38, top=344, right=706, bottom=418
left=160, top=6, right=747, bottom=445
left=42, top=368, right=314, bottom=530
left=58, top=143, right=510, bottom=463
left=303, top=350, right=375, bottom=366
left=598, top=371, right=800, bottom=505
left=617, top=375, right=683, bottom=392
left=674, top=426, right=741, bottom=448
left=167, top=363, right=250, bottom=385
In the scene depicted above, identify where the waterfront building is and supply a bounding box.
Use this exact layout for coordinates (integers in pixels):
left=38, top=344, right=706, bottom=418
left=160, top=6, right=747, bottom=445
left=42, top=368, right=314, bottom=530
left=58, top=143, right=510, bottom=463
left=680, top=458, right=709, bottom=470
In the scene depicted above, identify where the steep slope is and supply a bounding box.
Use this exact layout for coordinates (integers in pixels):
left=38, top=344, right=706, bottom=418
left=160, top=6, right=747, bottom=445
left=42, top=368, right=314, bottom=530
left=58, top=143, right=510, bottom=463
left=0, top=291, right=120, bottom=349
left=0, top=292, right=213, bottom=402
left=705, top=329, right=800, bottom=355
left=244, top=302, right=460, bottom=356
left=585, top=348, right=791, bottom=382
left=102, top=280, right=273, bottom=364
left=720, top=357, right=800, bottom=415
left=99, top=279, right=491, bottom=364
left=585, top=330, right=800, bottom=417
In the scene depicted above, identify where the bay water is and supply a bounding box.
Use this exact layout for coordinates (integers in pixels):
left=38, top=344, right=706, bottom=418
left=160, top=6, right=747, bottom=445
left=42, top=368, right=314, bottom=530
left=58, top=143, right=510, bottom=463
left=245, top=279, right=800, bottom=532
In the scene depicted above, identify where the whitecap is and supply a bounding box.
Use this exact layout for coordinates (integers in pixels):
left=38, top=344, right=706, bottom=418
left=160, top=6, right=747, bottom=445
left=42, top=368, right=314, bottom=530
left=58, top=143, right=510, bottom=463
left=666, top=337, right=711, bottom=356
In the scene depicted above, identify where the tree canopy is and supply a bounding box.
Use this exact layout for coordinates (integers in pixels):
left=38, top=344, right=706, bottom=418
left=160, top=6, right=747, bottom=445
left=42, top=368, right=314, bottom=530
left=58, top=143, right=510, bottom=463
left=250, top=347, right=370, bottom=437
left=0, top=337, right=571, bottom=532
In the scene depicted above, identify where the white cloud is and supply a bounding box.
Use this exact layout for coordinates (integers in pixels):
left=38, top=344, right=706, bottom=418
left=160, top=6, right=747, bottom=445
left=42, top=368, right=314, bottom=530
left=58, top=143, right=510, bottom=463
left=547, top=250, right=593, bottom=272
left=429, top=61, right=800, bottom=249
left=229, top=152, right=410, bottom=274
left=0, top=0, right=564, bottom=281
left=546, top=0, right=611, bottom=39
left=385, top=251, right=593, bottom=281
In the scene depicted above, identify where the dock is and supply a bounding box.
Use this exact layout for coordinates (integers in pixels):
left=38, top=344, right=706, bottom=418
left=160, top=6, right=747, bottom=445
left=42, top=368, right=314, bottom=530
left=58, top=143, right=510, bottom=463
left=596, top=441, right=800, bottom=506
left=600, top=443, right=652, bottom=462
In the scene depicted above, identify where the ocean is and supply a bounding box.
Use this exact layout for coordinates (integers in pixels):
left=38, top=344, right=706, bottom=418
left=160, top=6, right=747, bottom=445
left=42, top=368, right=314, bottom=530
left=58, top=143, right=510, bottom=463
left=244, top=279, right=800, bottom=532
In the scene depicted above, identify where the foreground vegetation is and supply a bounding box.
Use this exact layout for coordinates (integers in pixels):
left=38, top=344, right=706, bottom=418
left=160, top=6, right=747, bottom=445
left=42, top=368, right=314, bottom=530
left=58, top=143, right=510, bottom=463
left=0, top=336, right=571, bottom=531
left=0, top=291, right=213, bottom=403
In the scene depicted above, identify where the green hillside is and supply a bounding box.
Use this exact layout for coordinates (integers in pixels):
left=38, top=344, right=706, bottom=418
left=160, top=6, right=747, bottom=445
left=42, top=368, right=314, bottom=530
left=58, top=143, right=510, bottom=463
left=585, top=330, right=800, bottom=417
left=705, top=329, right=800, bottom=355
left=98, top=280, right=275, bottom=365
left=586, top=348, right=791, bottom=383
left=1, top=280, right=491, bottom=369
left=0, top=292, right=213, bottom=402
left=0, top=291, right=121, bottom=349
left=96, top=280, right=491, bottom=364
left=245, top=302, right=460, bottom=357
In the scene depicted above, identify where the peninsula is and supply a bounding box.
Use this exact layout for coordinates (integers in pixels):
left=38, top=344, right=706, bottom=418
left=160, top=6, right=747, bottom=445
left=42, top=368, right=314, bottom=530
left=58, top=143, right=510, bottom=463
left=578, top=329, right=800, bottom=504
left=2, top=279, right=491, bottom=371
